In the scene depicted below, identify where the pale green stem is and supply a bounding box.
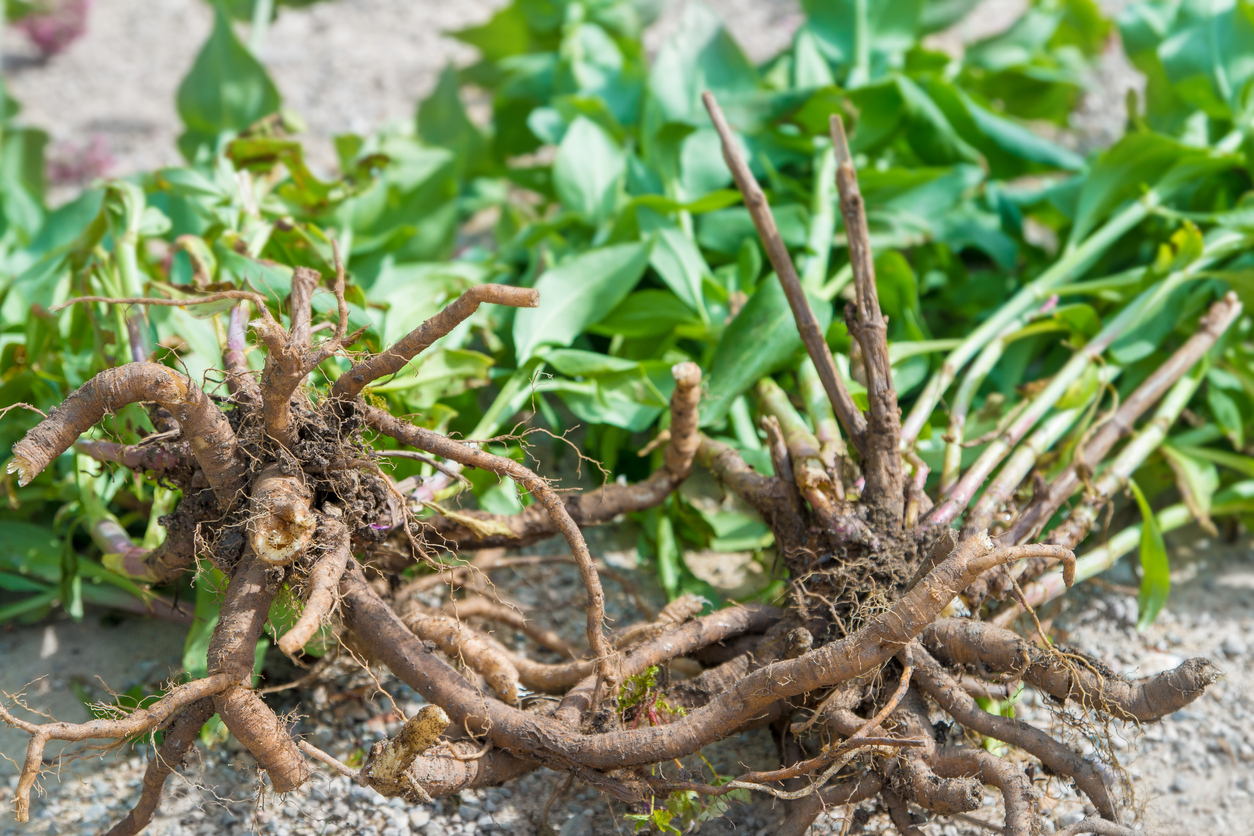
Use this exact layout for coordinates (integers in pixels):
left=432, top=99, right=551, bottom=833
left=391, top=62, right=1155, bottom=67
left=926, top=230, right=1244, bottom=527
left=901, top=131, right=1245, bottom=446
left=249, top=0, right=274, bottom=54
left=799, top=357, right=846, bottom=462
left=964, top=366, right=1120, bottom=534
left=801, top=144, right=837, bottom=291
left=939, top=317, right=1025, bottom=491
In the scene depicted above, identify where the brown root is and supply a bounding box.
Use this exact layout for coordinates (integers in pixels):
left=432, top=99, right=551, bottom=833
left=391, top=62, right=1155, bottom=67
left=332, top=284, right=538, bottom=401
left=8, top=363, right=245, bottom=504
left=363, top=406, right=620, bottom=690
left=922, top=619, right=1220, bottom=722
left=0, top=676, right=233, bottom=822
left=903, top=642, right=1118, bottom=821
left=278, top=514, right=352, bottom=657
left=102, top=698, right=215, bottom=836
left=426, top=361, right=703, bottom=550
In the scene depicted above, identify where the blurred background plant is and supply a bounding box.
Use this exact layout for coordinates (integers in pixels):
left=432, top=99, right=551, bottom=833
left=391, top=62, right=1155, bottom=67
left=1, top=0, right=1253, bottom=661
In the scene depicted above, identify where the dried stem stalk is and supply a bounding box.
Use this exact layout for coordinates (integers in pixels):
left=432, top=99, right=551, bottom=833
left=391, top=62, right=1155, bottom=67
left=701, top=92, right=868, bottom=448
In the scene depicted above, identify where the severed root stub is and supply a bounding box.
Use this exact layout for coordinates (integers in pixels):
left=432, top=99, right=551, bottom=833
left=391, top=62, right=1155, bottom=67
left=1, top=104, right=1235, bottom=836
left=361, top=705, right=451, bottom=802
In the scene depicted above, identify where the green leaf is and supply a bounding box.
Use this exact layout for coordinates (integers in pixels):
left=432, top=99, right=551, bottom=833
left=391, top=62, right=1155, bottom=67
left=647, top=2, right=757, bottom=125
left=649, top=227, right=711, bottom=320
left=1161, top=442, right=1219, bottom=533
left=184, top=566, right=225, bottom=680
left=700, top=278, right=832, bottom=426
left=417, top=65, right=489, bottom=176
left=801, top=0, right=926, bottom=73
left=1128, top=479, right=1170, bottom=631
left=588, top=289, right=702, bottom=338
left=514, top=242, right=652, bottom=361
left=1154, top=0, right=1254, bottom=121
left=1070, top=132, right=1234, bottom=245
left=367, top=348, right=495, bottom=409
left=1207, top=376, right=1246, bottom=449
left=553, top=117, right=626, bottom=226
left=176, top=4, right=281, bottom=156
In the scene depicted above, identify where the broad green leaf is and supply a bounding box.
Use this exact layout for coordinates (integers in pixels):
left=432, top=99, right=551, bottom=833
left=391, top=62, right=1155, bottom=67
left=801, top=0, right=926, bottom=75
left=649, top=227, right=711, bottom=320
left=1070, top=132, right=1234, bottom=245
left=176, top=4, right=281, bottom=156
left=700, top=278, right=833, bottom=426
left=1206, top=374, right=1246, bottom=449
left=647, top=3, right=757, bottom=125
left=546, top=368, right=671, bottom=432
left=553, top=117, right=625, bottom=225
left=417, top=65, right=489, bottom=176
left=1155, top=0, right=1254, bottom=120
left=366, top=348, right=495, bottom=409
left=588, top=289, right=702, bottom=338
left=1128, top=479, right=1170, bottom=631
left=184, top=566, right=226, bottom=680
left=514, top=242, right=652, bottom=361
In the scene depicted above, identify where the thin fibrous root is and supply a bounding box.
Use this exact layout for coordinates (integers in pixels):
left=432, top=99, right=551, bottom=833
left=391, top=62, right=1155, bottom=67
left=8, top=363, right=245, bottom=504
left=922, top=619, right=1220, bottom=722
left=278, top=515, right=351, bottom=657
left=103, top=698, right=216, bottom=836
left=426, top=361, right=703, bottom=550
left=363, top=406, right=620, bottom=691
left=777, top=773, right=883, bottom=836
left=0, top=676, right=233, bottom=823
left=332, top=284, right=538, bottom=401
left=902, top=642, right=1118, bottom=821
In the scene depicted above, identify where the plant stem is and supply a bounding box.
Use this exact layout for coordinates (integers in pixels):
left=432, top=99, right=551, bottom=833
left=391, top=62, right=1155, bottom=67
left=962, top=366, right=1119, bottom=536
left=925, top=232, right=1243, bottom=528
left=801, top=144, right=837, bottom=291
left=703, top=91, right=868, bottom=448
left=249, top=0, right=274, bottom=54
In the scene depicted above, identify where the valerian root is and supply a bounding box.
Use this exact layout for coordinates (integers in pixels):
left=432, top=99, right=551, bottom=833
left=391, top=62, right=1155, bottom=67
left=0, top=676, right=234, bottom=822
left=3, top=100, right=1232, bottom=836
left=922, top=619, right=1220, bottom=722
left=7, top=363, right=245, bottom=503
left=278, top=514, right=352, bottom=657
left=426, top=361, right=704, bottom=550
left=103, top=698, right=216, bottom=836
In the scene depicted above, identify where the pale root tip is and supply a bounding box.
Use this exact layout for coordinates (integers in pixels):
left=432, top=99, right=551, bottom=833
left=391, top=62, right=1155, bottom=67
left=6, top=456, right=35, bottom=487
left=671, top=361, right=702, bottom=387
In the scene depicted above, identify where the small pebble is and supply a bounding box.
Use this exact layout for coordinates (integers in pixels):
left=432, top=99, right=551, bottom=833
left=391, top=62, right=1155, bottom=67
left=1222, top=636, right=1247, bottom=658
left=1172, top=775, right=1192, bottom=793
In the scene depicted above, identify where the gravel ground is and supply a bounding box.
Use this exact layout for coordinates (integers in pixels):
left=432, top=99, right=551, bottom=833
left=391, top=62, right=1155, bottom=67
left=1, top=1, right=1235, bottom=835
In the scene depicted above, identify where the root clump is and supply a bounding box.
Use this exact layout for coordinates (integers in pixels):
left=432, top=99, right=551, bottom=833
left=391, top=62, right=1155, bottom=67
left=1, top=105, right=1232, bottom=836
